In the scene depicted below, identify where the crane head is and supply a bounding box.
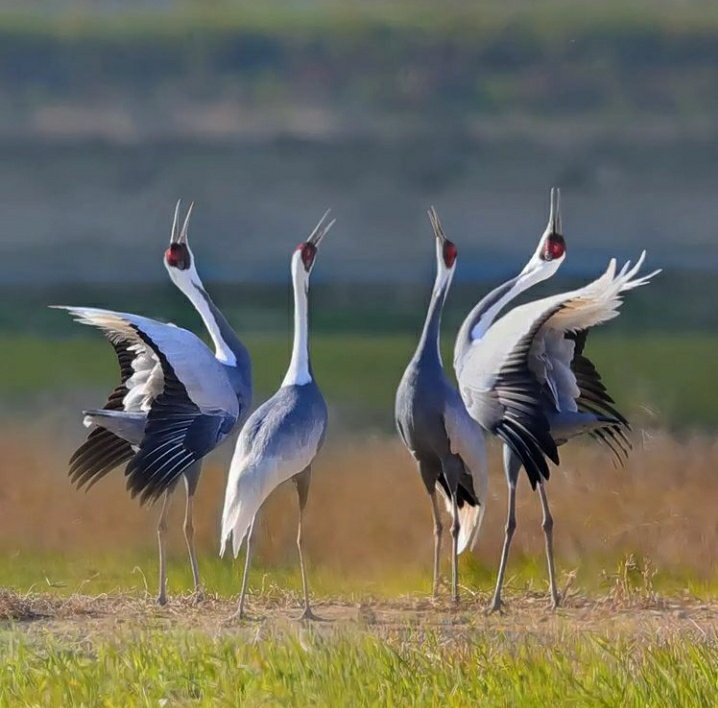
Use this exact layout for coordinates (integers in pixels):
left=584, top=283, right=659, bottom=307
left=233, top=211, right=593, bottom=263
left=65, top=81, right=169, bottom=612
left=520, top=187, right=567, bottom=279
left=165, top=199, right=195, bottom=271
left=428, top=206, right=458, bottom=270
left=295, top=209, right=335, bottom=274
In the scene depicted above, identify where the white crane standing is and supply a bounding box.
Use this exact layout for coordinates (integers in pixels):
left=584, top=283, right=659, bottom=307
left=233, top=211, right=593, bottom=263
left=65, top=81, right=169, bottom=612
left=220, top=212, right=333, bottom=621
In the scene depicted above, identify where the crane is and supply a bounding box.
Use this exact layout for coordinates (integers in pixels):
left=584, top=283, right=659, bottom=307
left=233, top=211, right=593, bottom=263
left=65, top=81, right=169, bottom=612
left=220, top=211, right=333, bottom=621
left=454, top=197, right=658, bottom=611
left=395, top=208, right=488, bottom=604
left=54, top=201, right=252, bottom=605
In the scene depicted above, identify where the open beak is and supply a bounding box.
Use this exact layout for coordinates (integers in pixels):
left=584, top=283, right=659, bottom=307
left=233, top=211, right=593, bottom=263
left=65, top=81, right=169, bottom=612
left=427, top=206, right=446, bottom=243
left=170, top=199, right=194, bottom=244
left=547, top=187, right=561, bottom=235
left=307, top=209, right=335, bottom=247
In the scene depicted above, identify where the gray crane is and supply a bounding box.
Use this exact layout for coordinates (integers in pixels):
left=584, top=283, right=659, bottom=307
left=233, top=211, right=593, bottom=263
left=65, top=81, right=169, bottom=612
left=454, top=194, right=658, bottom=611
left=395, top=208, right=488, bottom=604
left=54, top=202, right=252, bottom=605
left=220, top=212, right=333, bottom=621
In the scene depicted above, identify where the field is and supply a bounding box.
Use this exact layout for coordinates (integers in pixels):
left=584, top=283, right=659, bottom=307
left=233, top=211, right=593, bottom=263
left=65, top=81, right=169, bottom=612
left=2, top=408, right=718, bottom=703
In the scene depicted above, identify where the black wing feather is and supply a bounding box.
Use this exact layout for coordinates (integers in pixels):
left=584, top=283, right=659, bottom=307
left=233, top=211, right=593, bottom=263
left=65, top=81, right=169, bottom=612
left=124, top=330, right=231, bottom=505
left=68, top=341, right=135, bottom=490
left=567, top=330, right=631, bottom=463
left=489, top=311, right=562, bottom=489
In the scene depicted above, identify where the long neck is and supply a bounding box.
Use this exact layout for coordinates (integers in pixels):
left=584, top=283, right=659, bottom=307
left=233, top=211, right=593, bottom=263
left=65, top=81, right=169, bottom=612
left=454, top=272, right=537, bottom=372
left=414, top=267, right=452, bottom=369
left=282, top=266, right=312, bottom=387
left=178, top=276, right=250, bottom=371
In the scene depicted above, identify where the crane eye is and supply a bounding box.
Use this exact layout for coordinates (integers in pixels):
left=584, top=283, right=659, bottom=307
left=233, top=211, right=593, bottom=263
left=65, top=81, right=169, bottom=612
left=542, top=234, right=566, bottom=261
left=297, top=242, right=317, bottom=271
left=443, top=241, right=458, bottom=268
left=165, top=243, right=191, bottom=270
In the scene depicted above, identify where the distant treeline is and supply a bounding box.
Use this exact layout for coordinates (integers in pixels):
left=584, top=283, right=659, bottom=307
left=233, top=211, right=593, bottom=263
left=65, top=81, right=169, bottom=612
left=1, top=2, right=717, bottom=133
left=3, top=271, right=706, bottom=336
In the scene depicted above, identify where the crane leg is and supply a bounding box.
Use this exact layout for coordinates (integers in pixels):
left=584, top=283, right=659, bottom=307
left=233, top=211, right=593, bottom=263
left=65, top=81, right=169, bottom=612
left=428, top=491, right=443, bottom=599
left=182, top=465, right=203, bottom=598
left=488, top=447, right=521, bottom=614
left=449, top=491, right=461, bottom=605
left=156, top=490, right=171, bottom=606
left=294, top=467, right=318, bottom=621
left=538, top=482, right=560, bottom=609
left=235, top=517, right=256, bottom=620
left=183, top=491, right=201, bottom=597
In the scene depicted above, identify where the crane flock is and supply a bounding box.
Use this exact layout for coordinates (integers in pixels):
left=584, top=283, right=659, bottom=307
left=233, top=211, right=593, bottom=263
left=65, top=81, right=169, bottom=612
left=56, top=191, right=658, bottom=617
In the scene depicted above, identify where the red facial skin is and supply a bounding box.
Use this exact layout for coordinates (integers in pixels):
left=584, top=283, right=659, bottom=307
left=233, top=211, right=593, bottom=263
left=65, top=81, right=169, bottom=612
left=443, top=240, right=458, bottom=268
left=297, top=242, right=317, bottom=271
left=543, top=234, right=566, bottom=261
left=165, top=243, right=191, bottom=270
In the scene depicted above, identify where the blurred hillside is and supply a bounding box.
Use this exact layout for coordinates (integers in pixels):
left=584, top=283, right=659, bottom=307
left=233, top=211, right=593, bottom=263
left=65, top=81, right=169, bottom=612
left=0, top=1, right=716, bottom=289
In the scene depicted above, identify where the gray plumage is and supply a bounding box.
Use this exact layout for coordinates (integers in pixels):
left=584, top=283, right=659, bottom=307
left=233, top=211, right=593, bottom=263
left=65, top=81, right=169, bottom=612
left=395, top=208, right=487, bottom=603
left=454, top=191, right=658, bottom=611
left=221, top=211, right=333, bottom=621
left=55, top=201, right=252, bottom=604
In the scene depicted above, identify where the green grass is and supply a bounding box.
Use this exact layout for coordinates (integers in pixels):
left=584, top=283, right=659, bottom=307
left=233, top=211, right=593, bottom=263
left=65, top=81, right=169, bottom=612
left=2, top=332, right=717, bottom=429
left=2, top=549, right=718, bottom=603
left=1, top=624, right=717, bottom=706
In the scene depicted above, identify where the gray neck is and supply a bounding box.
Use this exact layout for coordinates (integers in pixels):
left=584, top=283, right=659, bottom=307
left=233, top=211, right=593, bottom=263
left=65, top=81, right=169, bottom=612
left=414, top=270, right=451, bottom=369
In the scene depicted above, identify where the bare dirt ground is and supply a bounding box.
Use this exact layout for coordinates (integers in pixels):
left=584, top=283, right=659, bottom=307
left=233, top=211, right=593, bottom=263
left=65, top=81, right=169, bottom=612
left=2, top=590, right=717, bottom=644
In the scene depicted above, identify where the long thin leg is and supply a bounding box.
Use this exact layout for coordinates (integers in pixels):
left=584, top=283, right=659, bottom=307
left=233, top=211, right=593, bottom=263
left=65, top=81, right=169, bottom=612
left=537, top=481, right=560, bottom=609
left=429, top=490, right=443, bottom=599
left=449, top=491, right=461, bottom=604
left=156, top=490, right=171, bottom=606
left=183, top=465, right=202, bottom=596
left=236, top=517, right=256, bottom=619
left=183, top=493, right=201, bottom=595
left=294, top=467, right=317, bottom=620
left=488, top=446, right=521, bottom=614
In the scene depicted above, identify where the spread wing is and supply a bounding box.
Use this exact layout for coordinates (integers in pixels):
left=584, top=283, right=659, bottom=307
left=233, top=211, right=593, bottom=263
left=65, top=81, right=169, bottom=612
left=458, top=253, right=658, bottom=485
left=55, top=306, right=239, bottom=503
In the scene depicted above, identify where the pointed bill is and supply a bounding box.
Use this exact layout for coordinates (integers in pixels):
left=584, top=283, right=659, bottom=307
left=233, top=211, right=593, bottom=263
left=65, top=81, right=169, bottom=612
left=548, top=187, right=561, bottom=234
left=307, top=209, right=335, bottom=247
left=427, top=206, right=446, bottom=242
left=170, top=199, right=182, bottom=243
left=178, top=201, right=194, bottom=244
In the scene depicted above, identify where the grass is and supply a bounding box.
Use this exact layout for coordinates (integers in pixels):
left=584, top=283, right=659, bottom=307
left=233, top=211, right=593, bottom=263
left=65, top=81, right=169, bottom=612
left=1, top=590, right=718, bottom=706
left=2, top=331, right=717, bottom=428
left=1, top=425, right=718, bottom=703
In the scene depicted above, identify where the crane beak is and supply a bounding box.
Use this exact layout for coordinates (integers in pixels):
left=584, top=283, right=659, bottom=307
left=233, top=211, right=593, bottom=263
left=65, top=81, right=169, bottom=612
left=170, top=199, right=182, bottom=244
left=170, top=200, right=194, bottom=244
left=547, top=187, right=561, bottom=235
left=427, top=206, right=446, bottom=243
left=307, top=209, right=335, bottom=247
left=178, top=201, right=194, bottom=244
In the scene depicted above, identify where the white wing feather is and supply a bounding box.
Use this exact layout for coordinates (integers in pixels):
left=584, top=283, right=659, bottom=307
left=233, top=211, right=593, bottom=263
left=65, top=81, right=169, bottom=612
left=54, top=306, right=238, bottom=419
left=458, top=253, right=659, bottom=415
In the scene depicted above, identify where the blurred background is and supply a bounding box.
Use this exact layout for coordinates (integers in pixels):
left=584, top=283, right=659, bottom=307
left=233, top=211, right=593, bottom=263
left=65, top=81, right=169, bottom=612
left=0, top=1, right=716, bottom=595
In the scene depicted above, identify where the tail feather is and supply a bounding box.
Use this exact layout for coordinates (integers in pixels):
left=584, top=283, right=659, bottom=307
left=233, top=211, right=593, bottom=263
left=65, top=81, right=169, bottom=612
left=220, top=457, right=269, bottom=559
left=456, top=501, right=485, bottom=554
left=83, top=409, right=146, bottom=445
left=437, top=486, right=486, bottom=555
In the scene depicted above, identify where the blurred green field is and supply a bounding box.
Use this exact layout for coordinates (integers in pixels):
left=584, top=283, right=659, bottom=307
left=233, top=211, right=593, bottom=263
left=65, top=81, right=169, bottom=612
left=1, top=331, right=715, bottom=429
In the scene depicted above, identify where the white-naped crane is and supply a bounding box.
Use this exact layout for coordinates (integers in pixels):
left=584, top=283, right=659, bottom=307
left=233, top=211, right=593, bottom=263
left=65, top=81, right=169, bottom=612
left=54, top=201, right=252, bottom=605
left=454, top=192, right=659, bottom=611
left=220, top=211, right=333, bottom=621
left=395, top=208, right=488, bottom=604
